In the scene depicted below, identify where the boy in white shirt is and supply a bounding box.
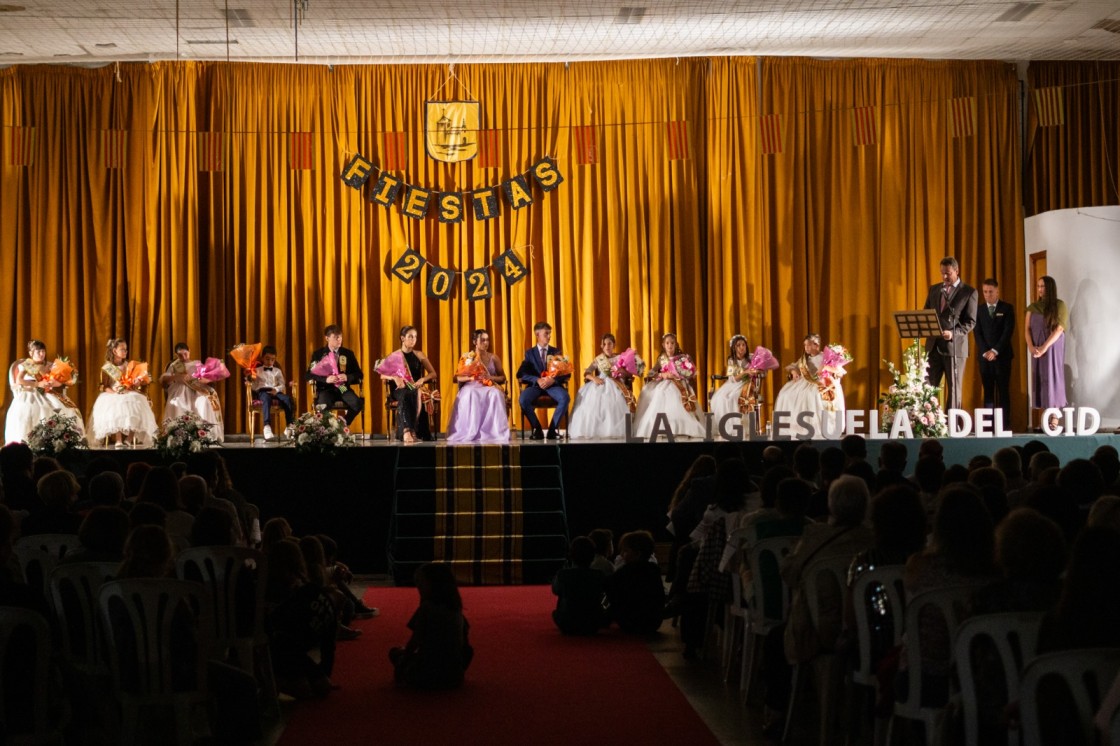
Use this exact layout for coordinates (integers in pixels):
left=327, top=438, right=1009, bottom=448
left=252, top=345, right=295, bottom=440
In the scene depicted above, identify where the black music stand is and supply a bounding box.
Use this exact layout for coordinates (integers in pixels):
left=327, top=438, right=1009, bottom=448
left=892, top=309, right=942, bottom=340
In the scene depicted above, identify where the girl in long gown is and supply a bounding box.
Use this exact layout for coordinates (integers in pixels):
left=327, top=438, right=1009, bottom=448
left=632, top=333, right=706, bottom=439
left=88, top=337, right=158, bottom=448
left=446, top=329, right=510, bottom=443
left=5, top=340, right=85, bottom=444
left=377, top=325, right=438, bottom=443
left=1025, top=275, right=1068, bottom=421
left=709, top=334, right=760, bottom=424
left=160, top=342, right=225, bottom=442
left=568, top=333, right=635, bottom=439
left=772, top=333, right=845, bottom=439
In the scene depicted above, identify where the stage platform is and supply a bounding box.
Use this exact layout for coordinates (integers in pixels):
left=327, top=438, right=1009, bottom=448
left=64, top=432, right=1120, bottom=575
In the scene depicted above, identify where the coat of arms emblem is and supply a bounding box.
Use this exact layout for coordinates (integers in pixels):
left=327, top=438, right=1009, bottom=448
left=425, top=101, right=480, bottom=162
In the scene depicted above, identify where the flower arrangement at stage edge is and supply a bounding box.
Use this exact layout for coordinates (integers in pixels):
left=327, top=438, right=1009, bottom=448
left=25, top=413, right=88, bottom=455
left=287, top=409, right=357, bottom=455
left=156, top=412, right=220, bottom=460
left=877, top=340, right=949, bottom=438
left=610, top=348, right=646, bottom=380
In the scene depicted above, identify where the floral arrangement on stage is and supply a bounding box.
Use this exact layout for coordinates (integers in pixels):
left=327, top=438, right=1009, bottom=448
left=455, top=352, right=494, bottom=386
left=878, top=340, right=948, bottom=438
left=229, top=342, right=263, bottom=379
left=610, top=348, right=646, bottom=380
left=545, top=354, right=574, bottom=378
left=192, top=357, right=230, bottom=383
left=25, top=413, right=88, bottom=455
left=156, top=412, right=220, bottom=460
left=288, top=409, right=356, bottom=455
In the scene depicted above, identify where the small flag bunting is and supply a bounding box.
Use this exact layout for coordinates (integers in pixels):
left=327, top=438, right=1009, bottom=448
left=573, top=125, right=598, bottom=165
left=667, top=120, right=689, bottom=161
left=760, top=114, right=783, bottom=155
left=851, top=106, right=877, bottom=147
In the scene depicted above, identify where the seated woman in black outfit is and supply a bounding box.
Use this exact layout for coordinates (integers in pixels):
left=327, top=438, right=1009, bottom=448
left=377, top=325, right=438, bottom=443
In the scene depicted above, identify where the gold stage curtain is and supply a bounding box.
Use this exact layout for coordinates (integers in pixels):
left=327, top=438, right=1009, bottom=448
left=1026, top=61, right=1120, bottom=217
left=1, top=58, right=1028, bottom=434
left=739, top=58, right=1025, bottom=423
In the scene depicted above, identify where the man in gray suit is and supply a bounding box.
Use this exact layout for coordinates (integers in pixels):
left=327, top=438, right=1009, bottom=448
left=923, top=257, right=978, bottom=411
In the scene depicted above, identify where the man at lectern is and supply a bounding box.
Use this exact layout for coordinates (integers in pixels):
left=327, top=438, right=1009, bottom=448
left=923, top=257, right=978, bottom=411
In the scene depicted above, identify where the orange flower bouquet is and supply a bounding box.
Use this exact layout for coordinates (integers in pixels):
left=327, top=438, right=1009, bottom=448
left=118, top=361, right=151, bottom=390
left=46, top=357, right=78, bottom=387
left=545, top=354, right=574, bottom=378
left=229, top=342, right=263, bottom=379
left=455, top=352, right=493, bottom=386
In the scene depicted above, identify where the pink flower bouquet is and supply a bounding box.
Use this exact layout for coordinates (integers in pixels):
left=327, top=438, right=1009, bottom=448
left=310, top=354, right=339, bottom=378
left=375, top=351, right=415, bottom=385
left=192, top=357, right=230, bottom=383
left=610, top=348, right=646, bottom=380
left=820, top=344, right=853, bottom=379
left=749, top=346, right=780, bottom=371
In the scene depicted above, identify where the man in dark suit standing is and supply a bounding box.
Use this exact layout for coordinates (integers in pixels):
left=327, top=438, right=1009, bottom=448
left=308, top=324, right=364, bottom=425
left=975, top=278, right=1015, bottom=424
left=923, top=257, right=978, bottom=411
left=516, top=321, right=570, bottom=440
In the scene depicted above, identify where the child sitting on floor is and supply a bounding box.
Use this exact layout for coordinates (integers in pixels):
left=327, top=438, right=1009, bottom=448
left=390, top=563, right=474, bottom=689
left=552, top=536, right=608, bottom=635
left=604, top=530, right=665, bottom=634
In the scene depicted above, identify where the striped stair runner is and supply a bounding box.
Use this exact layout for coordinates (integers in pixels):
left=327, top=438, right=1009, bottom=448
left=388, top=445, right=569, bottom=585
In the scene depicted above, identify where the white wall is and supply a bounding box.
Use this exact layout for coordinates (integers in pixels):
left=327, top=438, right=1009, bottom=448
left=1024, top=206, right=1120, bottom=429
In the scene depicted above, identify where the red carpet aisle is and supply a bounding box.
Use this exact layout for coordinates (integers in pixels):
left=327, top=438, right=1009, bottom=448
left=277, top=585, right=720, bottom=746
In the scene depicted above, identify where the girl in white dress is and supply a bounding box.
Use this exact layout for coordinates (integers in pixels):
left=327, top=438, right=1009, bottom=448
left=772, top=333, right=846, bottom=439
left=709, top=334, right=762, bottom=425
left=160, top=342, right=225, bottom=442
left=87, top=338, right=158, bottom=448
left=5, top=340, right=85, bottom=443
left=568, top=333, right=635, bottom=439
left=633, top=333, right=706, bottom=439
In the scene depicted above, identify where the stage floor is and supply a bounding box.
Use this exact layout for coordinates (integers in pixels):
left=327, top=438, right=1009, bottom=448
left=73, top=432, right=1120, bottom=574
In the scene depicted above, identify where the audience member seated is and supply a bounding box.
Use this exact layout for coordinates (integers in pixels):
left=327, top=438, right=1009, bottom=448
left=1037, top=525, right=1120, bottom=653
left=1057, top=458, right=1105, bottom=528
left=0, top=442, right=38, bottom=513
left=390, top=563, right=473, bottom=690
left=20, top=469, right=83, bottom=536
left=58, top=506, right=129, bottom=564
left=189, top=506, right=238, bottom=547
left=266, top=539, right=338, bottom=699
left=971, top=507, right=1066, bottom=616
left=1091, top=445, right=1120, bottom=493
left=588, top=528, right=616, bottom=577
left=968, top=466, right=1010, bottom=524
left=875, top=440, right=910, bottom=493
left=992, top=447, right=1028, bottom=494
left=551, top=536, right=607, bottom=635
left=1088, top=495, right=1120, bottom=533
left=604, top=530, right=664, bottom=635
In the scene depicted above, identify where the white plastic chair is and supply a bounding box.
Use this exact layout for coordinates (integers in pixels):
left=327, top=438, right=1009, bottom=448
left=1020, top=648, right=1120, bottom=746
left=849, top=565, right=906, bottom=689
left=49, top=561, right=119, bottom=676
left=13, top=533, right=79, bottom=596
left=176, top=546, right=278, bottom=722
left=783, top=553, right=852, bottom=744
left=98, top=578, right=212, bottom=746
left=0, top=606, right=60, bottom=744
left=888, top=584, right=983, bottom=746
left=741, top=536, right=796, bottom=704
left=954, top=611, right=1043, bottom=746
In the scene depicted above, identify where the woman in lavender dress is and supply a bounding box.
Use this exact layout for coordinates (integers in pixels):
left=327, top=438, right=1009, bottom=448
left=1025, top=275, right=1068, bottom=422
left=446, top=329, right=510, bottom=443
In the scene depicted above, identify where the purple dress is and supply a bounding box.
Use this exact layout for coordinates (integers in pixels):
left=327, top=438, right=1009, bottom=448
left=1029, top=309, right=1066, bottom=408
left=446, top=356, right=510, bottom=443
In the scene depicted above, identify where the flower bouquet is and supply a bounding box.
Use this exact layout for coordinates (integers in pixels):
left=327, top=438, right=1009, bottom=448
left=288, top=410, right=356, bottom=455
left=156, top=412, right=220, bottom=460
left=663, top=353, right=696, bottom=379
left=455, top=352, right=492, bottom=386
left=545, top=354, right=574, bottom=378
left=375, top=351, right=415, bottom=389
left=229, top=342, right=263, bottom=379
left=310, top=353, right=349, bottom=392
left=45, top=357, right=79, bottom=387
left=192, top=357, right=230, bottom=384
left=749, top=346, right=781, bottom=372
left=817, top=344, right=852, bottom=403
left=25, top=413, right=88, bottom=455
left=610, top=347, right=646, bottom=380
left=878, top=340, right=948, bottom=438
left=118, top=361, right=151, bottom=390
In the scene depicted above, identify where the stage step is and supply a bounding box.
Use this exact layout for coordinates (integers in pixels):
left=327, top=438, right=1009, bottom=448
left=387, top=444, right=569, bottom=585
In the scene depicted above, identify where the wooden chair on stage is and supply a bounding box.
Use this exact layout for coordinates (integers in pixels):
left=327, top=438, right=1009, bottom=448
left=384, top=380, right=441, bottom=440
left=709, top=372, right=767, bottom=432
left=308, top=379, right=365, bottom=438
left=245, top=379, right=296, bottom=444
left=518, top=381, right=568, bottom=440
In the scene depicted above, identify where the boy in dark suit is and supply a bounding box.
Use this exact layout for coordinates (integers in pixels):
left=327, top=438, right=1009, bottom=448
left=516, top=321, right=570, bottom=440
left=308, top=324, right=364, bottom=425
left=975, top=278, right=1015, bottom=424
